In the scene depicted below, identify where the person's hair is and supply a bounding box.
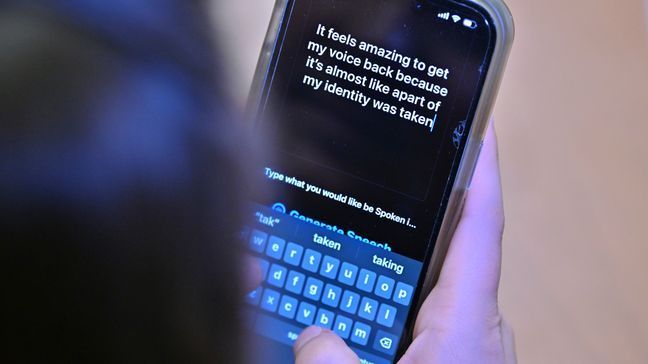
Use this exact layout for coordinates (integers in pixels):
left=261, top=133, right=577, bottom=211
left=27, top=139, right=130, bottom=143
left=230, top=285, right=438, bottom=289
left=1, top=2, right=245, bottom=362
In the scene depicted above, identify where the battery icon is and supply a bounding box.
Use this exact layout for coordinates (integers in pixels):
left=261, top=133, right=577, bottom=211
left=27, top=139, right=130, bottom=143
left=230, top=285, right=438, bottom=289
left=462, top=19, right=478, bottom=29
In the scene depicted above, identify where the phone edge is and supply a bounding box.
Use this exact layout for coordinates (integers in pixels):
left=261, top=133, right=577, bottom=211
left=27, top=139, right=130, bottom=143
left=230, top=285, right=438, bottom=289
left=408, top=0, right=515, bottom=348
left=245, top=0, right=291, bottom=120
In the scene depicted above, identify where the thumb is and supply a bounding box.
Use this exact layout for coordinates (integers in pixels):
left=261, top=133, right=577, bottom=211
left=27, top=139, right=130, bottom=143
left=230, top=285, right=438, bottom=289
left=438, top=121, right=504, bottom=300
left=294, top=326, right=359, bottom=364
left=413, top=122, right=504, bottom=336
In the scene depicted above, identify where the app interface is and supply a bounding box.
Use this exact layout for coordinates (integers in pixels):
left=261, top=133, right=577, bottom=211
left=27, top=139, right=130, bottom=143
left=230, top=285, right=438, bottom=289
left=243, top=1, right=495, bottom=362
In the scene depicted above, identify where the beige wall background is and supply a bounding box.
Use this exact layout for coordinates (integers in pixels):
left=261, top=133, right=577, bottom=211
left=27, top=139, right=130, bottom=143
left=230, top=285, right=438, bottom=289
left=211, top=1, right=648, bottom=362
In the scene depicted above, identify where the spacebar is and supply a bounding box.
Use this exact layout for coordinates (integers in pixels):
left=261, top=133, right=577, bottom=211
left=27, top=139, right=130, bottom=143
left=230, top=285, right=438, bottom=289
left=254, top=313, right=392, bottom=364
left=254, top=313, right=302, bottom=346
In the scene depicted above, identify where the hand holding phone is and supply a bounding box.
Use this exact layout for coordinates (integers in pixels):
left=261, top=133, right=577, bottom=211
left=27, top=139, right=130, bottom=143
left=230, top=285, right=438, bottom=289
left=243, top=1, right=513, bottom=363
left=292, top=123, right=515, bottom=364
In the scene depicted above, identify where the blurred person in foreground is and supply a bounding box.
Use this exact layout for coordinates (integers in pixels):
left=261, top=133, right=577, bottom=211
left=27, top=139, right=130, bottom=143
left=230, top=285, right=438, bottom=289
left=0, top=1, right=514, bottom=363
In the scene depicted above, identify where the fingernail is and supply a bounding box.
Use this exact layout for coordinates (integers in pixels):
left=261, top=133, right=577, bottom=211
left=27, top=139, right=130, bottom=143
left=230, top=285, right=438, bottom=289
left=294, top=326, right=323, bottom=352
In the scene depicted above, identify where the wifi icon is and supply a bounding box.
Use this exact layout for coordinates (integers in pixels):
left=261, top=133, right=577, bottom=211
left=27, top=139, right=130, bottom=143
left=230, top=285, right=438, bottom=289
left=451, top=14, right=462, bottom=23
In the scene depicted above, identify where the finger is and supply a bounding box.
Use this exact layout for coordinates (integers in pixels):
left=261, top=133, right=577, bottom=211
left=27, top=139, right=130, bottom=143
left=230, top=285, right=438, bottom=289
left=294, top=326, right=359, bottom=364
left=412, top=121, right=504, bottom=335
left=244, top=255, right=263, bottom=292
left=437, top=121, right=504, bottom=302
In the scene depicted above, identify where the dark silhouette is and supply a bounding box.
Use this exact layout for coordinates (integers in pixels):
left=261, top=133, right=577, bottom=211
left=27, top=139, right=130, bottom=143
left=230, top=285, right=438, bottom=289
left=1, top=1, right=247, bottom=362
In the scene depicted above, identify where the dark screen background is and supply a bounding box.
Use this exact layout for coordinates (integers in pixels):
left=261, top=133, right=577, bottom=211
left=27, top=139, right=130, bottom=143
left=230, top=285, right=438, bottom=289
left=254, top=0, right=495, bottom=262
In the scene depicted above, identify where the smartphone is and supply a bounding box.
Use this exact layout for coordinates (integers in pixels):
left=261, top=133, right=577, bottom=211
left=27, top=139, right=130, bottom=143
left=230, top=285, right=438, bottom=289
left=242, top=1, right=513, bottom=363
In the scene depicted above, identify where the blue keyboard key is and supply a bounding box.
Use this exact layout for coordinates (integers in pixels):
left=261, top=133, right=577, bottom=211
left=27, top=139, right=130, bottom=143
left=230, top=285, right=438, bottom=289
left=260, top=288, right=280, bottom=312
left=376, top=303, right=397, bottom=328
left=351, top=321, right=372, bottom=346
left=257, top=258, right=270, bottom=280
left=246, top=286, right=263, bottom=306
left=321, top=283, right=342, bottom=307
left=338, top=262, right=358, bottom=286
left=394, top=282, right=414, bottom=306
left=283, top=242, right=304, bottom=266
left=302, top=249, right=322, bottom=272
left=296, top=301, right=317, bottom=325
left=358, top=297, right=378, bottom=321
left=285, top=270, right=305, bottom=294
left=373, top=330, right=399, bottom=356
left=266, top=236, right=286, bottom=259
left=267, top=264, right=287, bottom=288
left=333, top=315, right=353, bottom=339
left=320, top=255, right=340, bottom=279
left=249, top=229, right=267, bottom=253
left=375, top=275, right=395, bottom=299
left=278, top=295, right=299, bottom=319
left=303, top=277, right=323, bottom=301
left=356, top=269, right=377, bottom=292
left=315, top=308, right=335, bottom=329
left=340, top=290, right=360, bottom=315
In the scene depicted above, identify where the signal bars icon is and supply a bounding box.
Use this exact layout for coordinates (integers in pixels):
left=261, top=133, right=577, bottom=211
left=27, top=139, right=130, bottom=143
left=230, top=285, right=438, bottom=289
left=437, top=12, right=463, bottom=23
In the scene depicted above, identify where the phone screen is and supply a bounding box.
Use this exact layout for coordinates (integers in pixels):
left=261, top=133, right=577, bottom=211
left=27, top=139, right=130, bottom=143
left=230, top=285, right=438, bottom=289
left=243, top=1, right=496, bottom=362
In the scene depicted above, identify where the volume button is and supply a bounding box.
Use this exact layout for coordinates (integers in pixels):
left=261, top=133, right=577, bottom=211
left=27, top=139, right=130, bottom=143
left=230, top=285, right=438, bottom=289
left=466, top=141, right=484, bottom=190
